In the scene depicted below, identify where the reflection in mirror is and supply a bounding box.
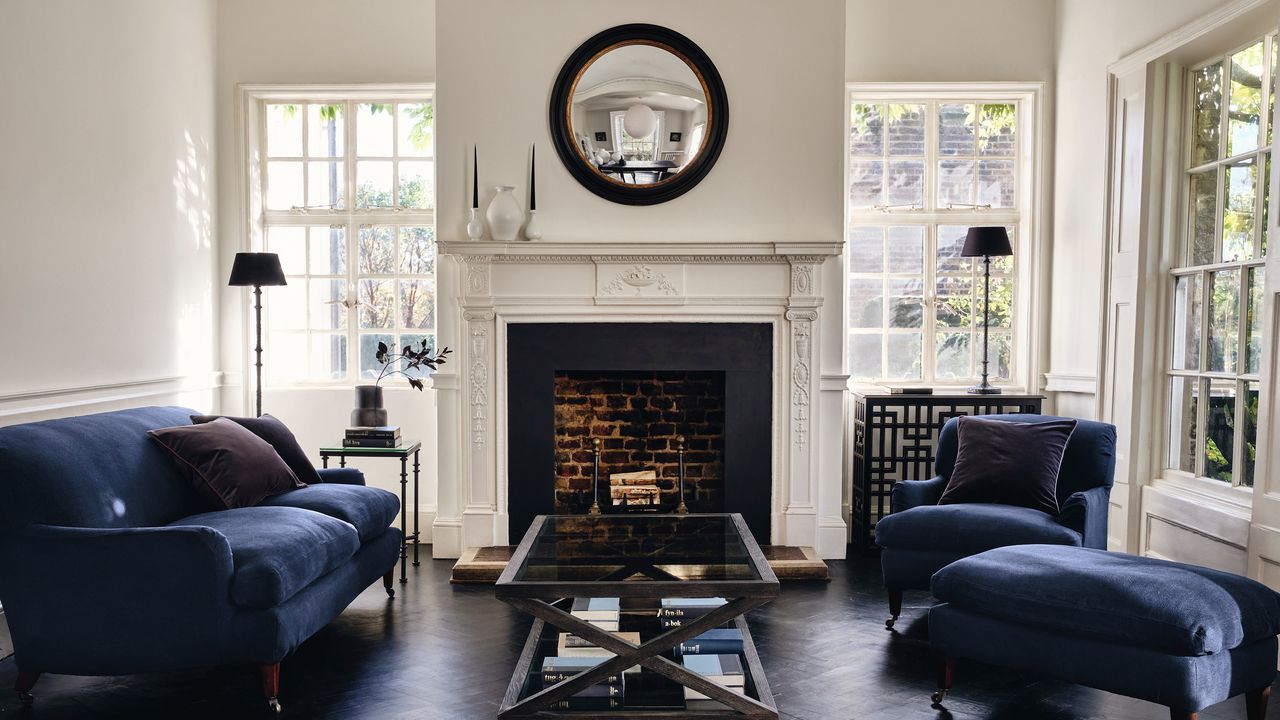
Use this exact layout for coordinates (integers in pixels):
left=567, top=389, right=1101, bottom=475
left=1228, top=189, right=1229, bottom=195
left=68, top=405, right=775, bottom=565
left=570, top=43, right=708, bottom=187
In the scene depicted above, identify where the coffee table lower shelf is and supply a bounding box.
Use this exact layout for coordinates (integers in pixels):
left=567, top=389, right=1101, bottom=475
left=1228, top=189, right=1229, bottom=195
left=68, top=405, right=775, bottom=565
left=499, top=615, right=777, bottom=719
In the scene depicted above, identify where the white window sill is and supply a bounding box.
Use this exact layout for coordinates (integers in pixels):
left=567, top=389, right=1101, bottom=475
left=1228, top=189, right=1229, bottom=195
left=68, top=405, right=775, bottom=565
left=1148, top=474, right=1253, bottom=517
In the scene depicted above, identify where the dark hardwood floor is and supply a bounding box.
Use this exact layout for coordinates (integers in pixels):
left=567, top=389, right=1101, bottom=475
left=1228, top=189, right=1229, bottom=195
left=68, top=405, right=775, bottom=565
left=0, top=549, right=1275, bottom=719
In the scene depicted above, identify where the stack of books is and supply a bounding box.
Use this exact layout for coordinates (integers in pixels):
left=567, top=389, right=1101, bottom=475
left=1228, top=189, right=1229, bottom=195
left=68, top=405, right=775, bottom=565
left=681, top=654, right=746, bottom=701
left=675, top=628, right=744, bottom=656
left=557, top=631, right=641, bottom=657
left=538, top=656, right=625, bottom=711
left=571, top=597, right=620, bottom=631
left=656, top=597, right=728, bottom=629
left=343, top=426, right=401, bottom=448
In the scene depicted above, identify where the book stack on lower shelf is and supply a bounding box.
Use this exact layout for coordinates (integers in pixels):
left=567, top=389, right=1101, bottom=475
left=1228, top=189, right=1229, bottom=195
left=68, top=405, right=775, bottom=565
left=343, top=426, right=401, bottom=448
left=682, top=654, right=746, bottom=703
left=538, top=656, right=626, bottom=711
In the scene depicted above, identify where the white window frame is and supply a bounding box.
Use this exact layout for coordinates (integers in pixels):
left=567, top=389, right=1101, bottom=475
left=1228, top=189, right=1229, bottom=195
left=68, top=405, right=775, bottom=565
left=844, top=83, right=1046, bottom=392
left=239, top=84, right=436, bottom=390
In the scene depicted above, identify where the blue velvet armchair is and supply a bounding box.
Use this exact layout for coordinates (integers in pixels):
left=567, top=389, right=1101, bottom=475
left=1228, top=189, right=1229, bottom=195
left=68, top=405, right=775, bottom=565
left=874, top=414, right=1116, bottom=629
left=0, top=407, right=403, bottom=713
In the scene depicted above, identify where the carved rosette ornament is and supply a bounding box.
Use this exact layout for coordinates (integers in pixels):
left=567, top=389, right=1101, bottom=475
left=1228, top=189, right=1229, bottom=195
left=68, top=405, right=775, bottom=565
left=465, top=257, right=491, bottom=296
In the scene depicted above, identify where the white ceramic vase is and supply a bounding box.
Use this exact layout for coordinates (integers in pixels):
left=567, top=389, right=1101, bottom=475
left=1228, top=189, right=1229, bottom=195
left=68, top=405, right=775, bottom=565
left=524, top=209, right=542, bottom=241
left=485, top=185, right=522, bottom=242
left=466, top=207, right=484, bottom=240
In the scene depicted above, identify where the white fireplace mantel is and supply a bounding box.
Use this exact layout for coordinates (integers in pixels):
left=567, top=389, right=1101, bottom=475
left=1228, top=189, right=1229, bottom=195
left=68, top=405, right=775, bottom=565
left=429, top=238, right=849, bottom=560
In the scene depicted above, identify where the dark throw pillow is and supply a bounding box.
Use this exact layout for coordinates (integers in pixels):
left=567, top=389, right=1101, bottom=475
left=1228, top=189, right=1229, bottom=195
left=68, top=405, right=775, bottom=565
left=190, top=413, right=322, bottom=486
left=149, top=418, right=303, bottom=510
left=938, top=416, right=1078, bottom=515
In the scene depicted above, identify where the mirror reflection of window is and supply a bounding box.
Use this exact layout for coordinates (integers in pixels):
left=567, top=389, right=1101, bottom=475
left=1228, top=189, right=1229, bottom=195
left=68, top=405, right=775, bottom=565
left=610, top=110, right=665, bottom=160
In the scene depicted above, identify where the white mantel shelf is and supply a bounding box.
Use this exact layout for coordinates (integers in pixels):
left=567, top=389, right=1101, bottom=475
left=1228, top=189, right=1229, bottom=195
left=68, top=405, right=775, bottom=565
left=439, top=239, right=843, bottom=261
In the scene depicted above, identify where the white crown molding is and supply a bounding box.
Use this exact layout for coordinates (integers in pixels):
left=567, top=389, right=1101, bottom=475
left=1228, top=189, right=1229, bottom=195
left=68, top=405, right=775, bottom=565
left=1043, top=372, right=1098, bottom=395
left=1107, top=0, right=1274, bottom=76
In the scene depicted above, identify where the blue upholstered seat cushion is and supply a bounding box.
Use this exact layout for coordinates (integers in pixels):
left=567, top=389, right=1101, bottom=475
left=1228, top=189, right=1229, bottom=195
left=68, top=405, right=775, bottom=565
left=168, top=506, right=359, bottom=608
left=932, top=545, right=1280, bottom=656
left=258, top=484, right=399, bottom=542
left=875, top=503, right=1082, bottom=553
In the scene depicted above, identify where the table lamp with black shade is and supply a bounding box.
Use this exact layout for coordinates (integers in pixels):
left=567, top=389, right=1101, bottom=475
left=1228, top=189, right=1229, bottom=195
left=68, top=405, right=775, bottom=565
left=960, top=226, right=1013, bottom=395
left=228, top=252, right=287, bottom=416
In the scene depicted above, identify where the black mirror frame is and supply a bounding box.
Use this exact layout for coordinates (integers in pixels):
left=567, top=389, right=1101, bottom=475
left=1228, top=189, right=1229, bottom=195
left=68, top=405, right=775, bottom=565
left=548, top=24, right=729, bottom=206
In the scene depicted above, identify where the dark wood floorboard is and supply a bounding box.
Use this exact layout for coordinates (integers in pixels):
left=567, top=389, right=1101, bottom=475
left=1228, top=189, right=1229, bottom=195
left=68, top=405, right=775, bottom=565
left=0, top=549, right=1275, bottom=719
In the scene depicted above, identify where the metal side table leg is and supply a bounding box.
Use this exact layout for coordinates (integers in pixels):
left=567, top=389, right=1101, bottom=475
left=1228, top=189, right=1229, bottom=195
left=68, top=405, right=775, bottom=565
left=412, top=449, right=421, bottom=567
left=399, top=454, right=408, bottom=584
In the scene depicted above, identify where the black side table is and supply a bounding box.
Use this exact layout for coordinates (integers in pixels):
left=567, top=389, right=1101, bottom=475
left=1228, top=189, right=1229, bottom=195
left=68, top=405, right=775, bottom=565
left=319, top=441, right=421, bottom=584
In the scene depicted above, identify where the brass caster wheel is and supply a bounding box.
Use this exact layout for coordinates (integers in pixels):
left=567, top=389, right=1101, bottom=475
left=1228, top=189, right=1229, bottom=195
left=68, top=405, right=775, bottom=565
left=18, top=692, right=34, bottom=707
left=930, top=689, right=947, bottom=705
left=885, top=616, right=897, bottom=630
left=267, top=698, right=282, bottom=714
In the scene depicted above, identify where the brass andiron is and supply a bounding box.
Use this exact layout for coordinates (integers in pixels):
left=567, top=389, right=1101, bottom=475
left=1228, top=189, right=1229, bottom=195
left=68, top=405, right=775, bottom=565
left=675, top=435, right=689, bottom=514
left=588, top=438, right=602, bottom=515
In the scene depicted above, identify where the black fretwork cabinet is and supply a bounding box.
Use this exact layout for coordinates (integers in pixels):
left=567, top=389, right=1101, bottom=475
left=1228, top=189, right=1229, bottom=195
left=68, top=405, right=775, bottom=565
left=851, top=392, right=1044, bottom=549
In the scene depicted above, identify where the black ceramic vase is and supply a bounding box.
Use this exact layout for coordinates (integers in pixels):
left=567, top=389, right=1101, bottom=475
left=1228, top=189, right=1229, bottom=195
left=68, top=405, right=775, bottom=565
left=351, top=385, right=389, bottom=427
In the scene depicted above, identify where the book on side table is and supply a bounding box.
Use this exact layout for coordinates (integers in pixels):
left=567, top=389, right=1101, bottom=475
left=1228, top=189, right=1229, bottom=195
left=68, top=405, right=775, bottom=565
left=343, top=425, right=401, bottom=448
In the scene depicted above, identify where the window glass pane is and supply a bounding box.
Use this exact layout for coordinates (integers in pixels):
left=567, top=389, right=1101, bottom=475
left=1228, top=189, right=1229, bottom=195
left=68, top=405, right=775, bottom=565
left=886, top=160, right=924, bottom=207
left=849, top=334, right=882, bottom=380
left=938, top=103, right=975, bottom=156
left=1263, top=154, right=1271, bottom=256
left=935, top=332, right=971, bottom=379
left=937, top=226, right=973, bottom=273
left=1189, top=170, right=1218, bottom=265
left=399, top=279, right=435, bottom=329
left=935, top=277, right=973, bottom=328
left=308, top=226, right=346, bottom=275
left=978, top=104, right=1016, bottom=156
left=356, top=279, right=394, bottom=329
left=1171, top=274, right=1203, bottom=371
left=848, top=160, right=884, bottom=207
left=309, top=279, right=347, bottom=330
left=849, top=103, right=884, bottom=156
left=1192, top=62, right=1222, bottom=166
left=1168, top=377, right=1199, bottom=473
left=847, top=226, right=883, bottom=273
left=886, top=333, right=922, bottom=380
left=886, top=226, right=923, bottom=274
left=266, top=104, right=302, bottom=157
left=307, top=104, right=344, bottom=157
left=1208, top=269, right=1241, bottom=373
left=977, top=159, right=1015, bottom=208
left=359, top=333, right=395, bottom=380
left=268, top=226, right=306, bottom=275
left=269, top=281, right=306, bottom=331
left=268, top=333, right=305, bottom=383
left=307, top=160, right=344, bottom=209
left=358, top=226, right=395, bottom=274
left=400, top=226, right=436, bottom=275
left=397, top=103, right=434, bottom=157
left=1242, top=381, right=1260, bottom=487
left=356, top=160, right=394, bottom=208
left=266, top=161, right=303, bottom=210
left=1227, top=41, right=1265, bottom=157
left=357, top=103, right=394, bottom=156
left=1271, top=39, right=1277, bottom=146
left=980, top=276, right=1014, bottom=329
left=1203, top=379, right=1236, bottom=482
left=938, top=160, right=974, bottom=206
left=990, top=332, right=1013, bottom=380
left=398, top=160, right=434, bottom=209
left=310, top=334, right=348, bottom=381
left=886, top=104, right=925, bottom=156
left=887, top=278, right=923, bottom=328
left=1247, top=267, right=1264, bottom=374
left=1222, top=161, right=1256, bottom=261
left=848, top=279, right=884, bottom=329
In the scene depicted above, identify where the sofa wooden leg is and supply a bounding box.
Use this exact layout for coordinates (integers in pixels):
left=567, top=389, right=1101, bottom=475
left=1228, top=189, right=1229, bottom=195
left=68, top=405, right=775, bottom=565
left=383, top=569, right=395, bottom=598
left=886, top=589, right=903, bottom=629
left=1247, top=686, right=1270, bottom=720
left=930, top=655, right=954, bottom=705
left=1168, top=711, right=1196, bottom=720
left=13, top=671, right=39, bottom=707
left=260, top=663, right=281, bottom=714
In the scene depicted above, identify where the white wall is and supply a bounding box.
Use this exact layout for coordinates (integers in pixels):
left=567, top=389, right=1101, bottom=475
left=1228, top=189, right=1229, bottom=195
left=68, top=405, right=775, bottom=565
left=214, top=0, right=439, bottom=533
left=0, top=0, right=218, bottom=423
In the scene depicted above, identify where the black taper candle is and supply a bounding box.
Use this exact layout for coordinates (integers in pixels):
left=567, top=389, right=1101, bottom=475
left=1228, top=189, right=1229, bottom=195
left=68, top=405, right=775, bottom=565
left=530, top=145, right=536, bottom=211
left=471, top=145, right=478, bottom=209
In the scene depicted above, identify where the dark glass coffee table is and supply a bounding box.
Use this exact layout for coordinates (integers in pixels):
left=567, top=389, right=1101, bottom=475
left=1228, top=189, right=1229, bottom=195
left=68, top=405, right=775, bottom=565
left=495, top=513, right=779, bottom=718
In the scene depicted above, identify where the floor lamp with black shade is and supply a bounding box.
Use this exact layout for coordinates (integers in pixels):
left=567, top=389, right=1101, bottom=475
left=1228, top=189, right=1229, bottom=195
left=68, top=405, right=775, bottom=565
left=229, top=252, right=287, bottom=417
left=960, top=226, right=1013, bottom=395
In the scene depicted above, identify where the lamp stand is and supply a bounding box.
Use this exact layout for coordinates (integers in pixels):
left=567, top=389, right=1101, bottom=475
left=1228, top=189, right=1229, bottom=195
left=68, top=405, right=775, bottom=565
left=969, top=255, right=1001, bottom=395
left=252, top=285, right=265, bottom=416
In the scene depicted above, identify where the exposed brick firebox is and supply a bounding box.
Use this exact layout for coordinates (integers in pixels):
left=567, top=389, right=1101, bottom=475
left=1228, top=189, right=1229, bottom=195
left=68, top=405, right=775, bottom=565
left=553, top=371, right=726, bottom=514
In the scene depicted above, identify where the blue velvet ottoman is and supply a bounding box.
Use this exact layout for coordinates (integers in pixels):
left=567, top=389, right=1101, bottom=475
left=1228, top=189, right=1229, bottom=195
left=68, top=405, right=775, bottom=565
left=928, top=545, right=1280, bottom=719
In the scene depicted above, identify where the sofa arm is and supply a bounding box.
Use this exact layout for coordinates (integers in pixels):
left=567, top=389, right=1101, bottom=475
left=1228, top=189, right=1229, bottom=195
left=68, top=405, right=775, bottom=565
left=0, top=524, right=236, bottom=674
left=317, top=467, right=366, bottom=485
left=891, top=476, right=948, bottom=513
left=1056, top=485, right=1111, bottom=549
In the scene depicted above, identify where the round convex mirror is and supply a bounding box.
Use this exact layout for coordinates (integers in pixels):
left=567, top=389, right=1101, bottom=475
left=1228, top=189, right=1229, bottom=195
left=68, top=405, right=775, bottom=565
left=549, top=24, right=729, bottom=205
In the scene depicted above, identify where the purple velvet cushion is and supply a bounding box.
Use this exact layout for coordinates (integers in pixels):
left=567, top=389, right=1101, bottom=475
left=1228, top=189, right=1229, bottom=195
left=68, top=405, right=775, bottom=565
left=190, top=413, right=322, bottom=485
left=938, top=416, right=1077, bottom=515
left=149, top=418, right=304, bottom=510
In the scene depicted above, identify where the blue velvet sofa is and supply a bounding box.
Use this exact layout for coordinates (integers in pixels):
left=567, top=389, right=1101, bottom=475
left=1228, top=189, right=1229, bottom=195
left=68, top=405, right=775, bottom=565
left=0, top=406, right=402, bottom=713
left=874, top=414, right=1116, bottom=628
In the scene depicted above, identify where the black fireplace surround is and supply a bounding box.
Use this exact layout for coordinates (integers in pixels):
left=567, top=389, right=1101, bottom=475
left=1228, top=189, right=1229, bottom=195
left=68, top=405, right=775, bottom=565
left=506, top=323, right=773, bottom=544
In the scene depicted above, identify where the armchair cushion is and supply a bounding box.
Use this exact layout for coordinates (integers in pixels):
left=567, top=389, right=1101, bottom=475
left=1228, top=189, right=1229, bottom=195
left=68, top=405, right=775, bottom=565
left=191, top=414, right=322, bottom=486
left=168, top=506, right=359, bottom=608
left=258, top=484, right=399, bottom=542
left=875, top=503, right=1081, bottom=554
left=939, top=416, right=1077, bottom=515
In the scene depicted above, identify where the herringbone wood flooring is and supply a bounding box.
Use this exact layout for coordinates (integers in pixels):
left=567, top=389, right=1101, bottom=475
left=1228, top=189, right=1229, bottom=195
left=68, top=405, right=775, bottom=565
left=0, top=550, right=1275, bottom=719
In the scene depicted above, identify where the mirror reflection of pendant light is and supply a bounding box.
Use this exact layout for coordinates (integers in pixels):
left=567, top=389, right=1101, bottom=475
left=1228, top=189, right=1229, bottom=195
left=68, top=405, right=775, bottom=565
left=623, top=103, right=657, bottom=139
